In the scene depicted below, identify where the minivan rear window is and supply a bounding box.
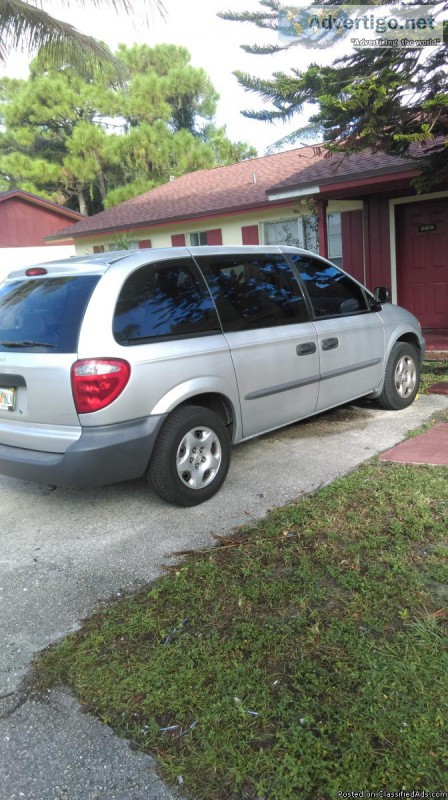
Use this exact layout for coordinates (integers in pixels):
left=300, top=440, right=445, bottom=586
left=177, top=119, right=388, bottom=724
left=0, top=276, right=100, bottom=353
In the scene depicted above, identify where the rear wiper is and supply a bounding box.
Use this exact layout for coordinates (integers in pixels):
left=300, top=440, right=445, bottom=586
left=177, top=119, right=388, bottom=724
left=0, top=340, right=57, bottom=348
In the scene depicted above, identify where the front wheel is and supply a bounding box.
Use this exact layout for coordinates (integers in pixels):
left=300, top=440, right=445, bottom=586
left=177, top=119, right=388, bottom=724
left=376, top=342, right=420, bottom=410
left=149, top=405, right=231, bottom=506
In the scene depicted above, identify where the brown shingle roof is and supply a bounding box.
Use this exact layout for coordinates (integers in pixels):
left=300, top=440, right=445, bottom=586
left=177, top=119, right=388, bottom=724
left=48, top=144, right=419, bottom=240
left=268, top=149, right=414, bottom=194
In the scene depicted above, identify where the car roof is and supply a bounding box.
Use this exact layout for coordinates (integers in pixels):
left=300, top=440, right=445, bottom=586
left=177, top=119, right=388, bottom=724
left=4, top=251, right=138, bottom=281
left=3, top=245, right=340, bottom=282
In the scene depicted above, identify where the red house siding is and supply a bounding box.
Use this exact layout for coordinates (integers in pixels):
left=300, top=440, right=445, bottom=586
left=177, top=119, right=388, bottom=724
left=363, top=195, right=391, bottom=291
left=0, top=197, right=78, bottom=247
left=317, top=199, right=328, bottom=258
left=341, top=210, right=364, bottom=283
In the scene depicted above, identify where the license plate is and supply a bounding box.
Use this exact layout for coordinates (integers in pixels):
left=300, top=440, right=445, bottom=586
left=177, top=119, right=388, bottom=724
left=0, top=386, right=16, bottom=411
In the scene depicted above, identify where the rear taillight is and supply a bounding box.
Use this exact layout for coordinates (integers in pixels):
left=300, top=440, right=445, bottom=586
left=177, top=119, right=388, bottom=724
left=71, top=358, right=131, bottom=414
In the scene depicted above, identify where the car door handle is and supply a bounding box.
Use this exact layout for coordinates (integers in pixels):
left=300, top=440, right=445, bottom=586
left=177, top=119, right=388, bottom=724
left=296, top=342, right=317, bottom=356
left=322, top=337, right=339, bottom=351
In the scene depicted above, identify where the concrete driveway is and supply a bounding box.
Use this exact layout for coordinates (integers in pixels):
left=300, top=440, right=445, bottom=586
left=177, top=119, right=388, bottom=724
left=1, top=394, right=448, bottom=800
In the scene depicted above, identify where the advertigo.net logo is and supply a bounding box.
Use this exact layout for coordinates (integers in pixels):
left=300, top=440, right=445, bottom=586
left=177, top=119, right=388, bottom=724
left=279, top=3, right=446, bottom=48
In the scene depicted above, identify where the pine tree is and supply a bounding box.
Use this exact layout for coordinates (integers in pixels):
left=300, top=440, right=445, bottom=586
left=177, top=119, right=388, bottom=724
left=0, top=44, right=256, bottom=213
left=219, top=0, right=448, bottom=185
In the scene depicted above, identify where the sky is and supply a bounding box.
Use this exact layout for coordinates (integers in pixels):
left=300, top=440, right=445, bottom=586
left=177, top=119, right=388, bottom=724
left=0, top=0, right=349, bottom=154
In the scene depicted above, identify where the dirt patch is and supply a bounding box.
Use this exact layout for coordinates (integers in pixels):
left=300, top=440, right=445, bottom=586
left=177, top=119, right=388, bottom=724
left=264, top=402, right=373, bottom=441
left=426, top=580, right=448, bottom=602
left=425, top=352, right=448, bottom=362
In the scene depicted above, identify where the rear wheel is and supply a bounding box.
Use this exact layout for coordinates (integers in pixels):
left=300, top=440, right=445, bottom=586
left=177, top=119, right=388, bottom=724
left=376, top=342, right=420, bottom=410
left=149, top=405, right=231, bottom=506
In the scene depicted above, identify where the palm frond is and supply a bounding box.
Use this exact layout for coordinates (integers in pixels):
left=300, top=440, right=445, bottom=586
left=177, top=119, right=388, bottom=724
left=0, top=0, right=165, bottom=76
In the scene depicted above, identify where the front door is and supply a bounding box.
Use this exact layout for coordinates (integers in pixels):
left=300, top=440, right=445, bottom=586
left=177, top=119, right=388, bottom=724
left=396, top=199, right=448, bottom=329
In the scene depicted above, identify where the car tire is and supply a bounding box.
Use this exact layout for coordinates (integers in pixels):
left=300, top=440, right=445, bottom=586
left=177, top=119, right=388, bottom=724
left=149, top=405, right=231, bottom=506
left=376, top=342, right=420, bottom=410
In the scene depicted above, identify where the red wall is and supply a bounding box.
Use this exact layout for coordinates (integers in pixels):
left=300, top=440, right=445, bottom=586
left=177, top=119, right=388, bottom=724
left=363, top=195, right=391, bottom=290
left=0, top=197, right=78, bottom=247
left=341, top=210, right=364, bottom=283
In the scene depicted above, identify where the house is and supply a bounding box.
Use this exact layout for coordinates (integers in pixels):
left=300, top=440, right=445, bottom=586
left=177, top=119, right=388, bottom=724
left=47, top=145, right=448, bottom=329
left=0, top=189, right=84, bottom=280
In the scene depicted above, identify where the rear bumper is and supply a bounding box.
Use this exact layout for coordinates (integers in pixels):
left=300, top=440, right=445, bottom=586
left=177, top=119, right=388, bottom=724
left=0, top=415, right=166, bottom=488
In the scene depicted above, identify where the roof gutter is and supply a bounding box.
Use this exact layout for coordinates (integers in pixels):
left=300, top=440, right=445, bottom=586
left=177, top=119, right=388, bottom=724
left=267, top=185, right=320, bottom=201
left=45, top=197, right=301, bottom=242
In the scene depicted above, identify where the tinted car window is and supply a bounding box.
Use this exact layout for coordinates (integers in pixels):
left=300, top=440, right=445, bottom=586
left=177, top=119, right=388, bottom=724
left=113, top=259, right=220, bottom=344
left=0, top=276, right=100, bottom=353
left=196, top=255, right=309, bottom=332
left=290, top=255, right=368, bottom=318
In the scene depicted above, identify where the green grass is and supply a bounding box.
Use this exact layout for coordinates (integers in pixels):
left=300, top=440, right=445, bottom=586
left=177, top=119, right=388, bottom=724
left=34, top=462, right=448, bottom=800
left=419, top=359, right=448, bottom=394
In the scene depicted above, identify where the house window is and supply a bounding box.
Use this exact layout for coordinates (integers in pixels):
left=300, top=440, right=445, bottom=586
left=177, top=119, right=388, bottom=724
left=264, top=218, right=302, bottom=248
left=190, top=231, right=208, bottom=246
left=264, top=217, right=319, bottom=253
left=303, top=216, right=318, bottom=253
left=327, top=212, right=343, bottom=268
left=93, top=245, right=105, bottom=254
left=190, top=229, right=223, bottom=246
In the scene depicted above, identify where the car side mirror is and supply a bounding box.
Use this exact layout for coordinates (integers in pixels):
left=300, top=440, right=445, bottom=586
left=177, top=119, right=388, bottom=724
left=374, top=286, right=391, bottom=304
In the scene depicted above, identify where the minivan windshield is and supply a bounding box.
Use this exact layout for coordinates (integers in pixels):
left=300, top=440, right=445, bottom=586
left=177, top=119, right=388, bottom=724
left=0, top=275, right=100, bottom=353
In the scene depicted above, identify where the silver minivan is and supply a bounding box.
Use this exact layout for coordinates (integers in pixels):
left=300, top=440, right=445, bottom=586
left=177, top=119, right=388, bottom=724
left=0, top=246, right=424, bottom=505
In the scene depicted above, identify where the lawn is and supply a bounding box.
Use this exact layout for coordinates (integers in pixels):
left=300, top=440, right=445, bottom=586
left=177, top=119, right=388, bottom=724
left=35, top=458, right=448, bottom=800
left=33, top=356, right=448, bottom=800
left=419, top=358, right=448, bottom=394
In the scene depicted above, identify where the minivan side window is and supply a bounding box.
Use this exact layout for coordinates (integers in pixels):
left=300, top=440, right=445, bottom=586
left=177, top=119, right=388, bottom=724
left=290, top=255, right=369, bottom=318
left=195, top=254, right=309, bottom=333
left=113, top=259, right=220, bottom=344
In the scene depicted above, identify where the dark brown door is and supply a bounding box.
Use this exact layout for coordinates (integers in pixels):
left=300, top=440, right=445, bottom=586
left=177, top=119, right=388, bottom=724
left=396, top=199, right=448, bottom=329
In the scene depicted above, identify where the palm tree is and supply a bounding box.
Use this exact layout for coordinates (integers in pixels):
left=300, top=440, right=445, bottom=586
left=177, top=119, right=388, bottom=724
left=0, top=0, right=165, bottom=76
